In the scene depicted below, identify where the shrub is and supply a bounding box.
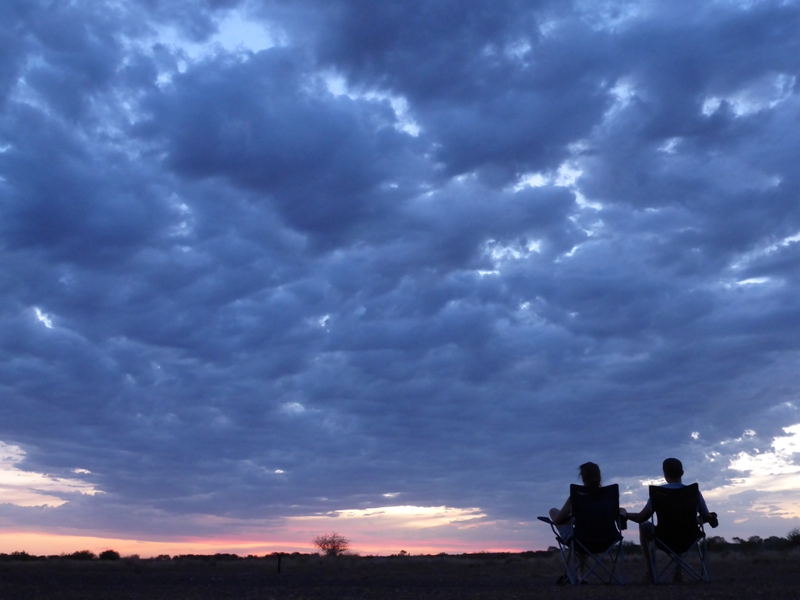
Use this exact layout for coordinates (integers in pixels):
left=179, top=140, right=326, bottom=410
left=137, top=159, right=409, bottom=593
left=0, top=551, right=37, bottom=562
left=313, top=532, right=350, bottom=556
left=212, top=553, right=240, bottom=561
left=99, top=549, right=121, bottom=560
left=787, top=527, right=800, bottom=547
left=622, top=541, right=642, bottom=555
left=706, top=536, right=728, bottom=552
left=65, top=550, right=97, bottom=560
left=733, top=536, right=762, bottom=552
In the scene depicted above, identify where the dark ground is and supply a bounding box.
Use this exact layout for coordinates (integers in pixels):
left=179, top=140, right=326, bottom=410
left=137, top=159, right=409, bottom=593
left=0, top=551, right=798, bottom=599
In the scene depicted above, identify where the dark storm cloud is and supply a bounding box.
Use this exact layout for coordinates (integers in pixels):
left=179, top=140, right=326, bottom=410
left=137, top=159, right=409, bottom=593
left=1, top=0, right=800, bottom=545
left=306, top=0, right=612, bottom=180
left=0, top=105, right=178, bottom=262
left=138, top=49, right=425, bottom=238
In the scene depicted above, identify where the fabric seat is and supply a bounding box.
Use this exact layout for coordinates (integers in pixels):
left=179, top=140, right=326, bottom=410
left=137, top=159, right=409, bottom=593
left=539, top=484, right=626, bottom=585
left=648, top=483, right=709, bottom=583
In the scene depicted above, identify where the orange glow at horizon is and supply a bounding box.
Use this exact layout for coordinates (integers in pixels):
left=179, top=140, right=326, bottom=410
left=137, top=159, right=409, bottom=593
left=0, top=503, right=534, bottom=558
left=0, top=531, right=526, bottom=558
left=0, top=532, right=311, bottom=558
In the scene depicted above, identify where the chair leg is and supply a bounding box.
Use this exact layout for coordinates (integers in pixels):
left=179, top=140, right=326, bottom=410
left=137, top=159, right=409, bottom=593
left=569, top=545, right=581, bottom=584
left=572, top=543, right=625, bottom=585
left=561, top=542, right=578, bottom=585
left=653, top=542, right=710, bottom=584
left=649, top=541, right=659, bottom=584
left=699, top=539, right=710, bottom=582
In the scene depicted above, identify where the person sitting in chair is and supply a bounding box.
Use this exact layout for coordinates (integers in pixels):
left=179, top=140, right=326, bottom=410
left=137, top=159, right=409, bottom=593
left=549, top=462, right=627, bottom=538
left=623, top=457, right=718, bottom=582
left=548, top=461, right=603, bottom=542
left=548, top=462, right=627, bottom=583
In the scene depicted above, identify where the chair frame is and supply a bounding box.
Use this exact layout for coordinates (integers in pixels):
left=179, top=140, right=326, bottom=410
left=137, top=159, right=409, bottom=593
left=647, top=484, right=710, bottom=584
left=539, top=484, right=626, bottom=585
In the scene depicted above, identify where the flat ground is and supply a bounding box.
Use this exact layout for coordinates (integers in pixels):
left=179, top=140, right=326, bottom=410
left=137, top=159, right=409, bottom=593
left=0, top=550, right=798, bottom=599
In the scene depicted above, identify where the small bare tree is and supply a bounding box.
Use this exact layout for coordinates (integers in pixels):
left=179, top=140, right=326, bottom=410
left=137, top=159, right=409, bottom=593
left=313, top=532, right=350, bottom=556
left=787, top=527, right=800, bottom=546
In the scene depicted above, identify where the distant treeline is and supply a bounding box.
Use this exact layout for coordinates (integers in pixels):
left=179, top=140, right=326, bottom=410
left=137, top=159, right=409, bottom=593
left=0, top=550, right=551, bottom=563
left=0, top=551, right=271, bottom=562
left=613, top=528, right=800, bottom=555
left=707, top=531, right=800, bottom=552
left=2, top=530, right=799, bottom=563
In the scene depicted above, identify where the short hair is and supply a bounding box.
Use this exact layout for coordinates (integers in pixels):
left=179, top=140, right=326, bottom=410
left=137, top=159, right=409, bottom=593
left=579, top=462, right=602, bottom=487
left=662, top=457, right=684, bottom=479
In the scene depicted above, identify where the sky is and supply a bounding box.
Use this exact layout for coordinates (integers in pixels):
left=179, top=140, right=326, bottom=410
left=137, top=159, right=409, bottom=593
left=1, top=0, right=800, bottom=557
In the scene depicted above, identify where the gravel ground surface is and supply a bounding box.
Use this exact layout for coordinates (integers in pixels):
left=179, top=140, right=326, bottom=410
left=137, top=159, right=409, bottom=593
left=0, top=551, right=798, bottom=599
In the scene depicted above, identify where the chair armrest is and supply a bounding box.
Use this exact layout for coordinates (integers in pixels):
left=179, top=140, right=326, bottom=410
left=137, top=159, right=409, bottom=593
left=537, top=516, right=563, bottom=541
left=537, top=516, right=555, bottom=524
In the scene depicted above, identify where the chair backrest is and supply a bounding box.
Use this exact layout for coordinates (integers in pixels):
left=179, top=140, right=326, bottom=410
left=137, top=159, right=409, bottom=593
left=570, top=484, right=622, bottom=553
left=649, top=483, right=703, bottom=553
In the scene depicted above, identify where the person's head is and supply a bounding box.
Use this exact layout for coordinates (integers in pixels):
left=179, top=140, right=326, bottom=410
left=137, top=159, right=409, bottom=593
left=662, top=457, right=684, bottom=482
left=579, top=462, right=602, bottom=487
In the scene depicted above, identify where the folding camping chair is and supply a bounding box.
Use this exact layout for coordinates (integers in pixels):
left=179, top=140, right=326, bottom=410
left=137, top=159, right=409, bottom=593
left=647, top=483, right=710, bottom=583
left=538, top=484, right=626, bottom=585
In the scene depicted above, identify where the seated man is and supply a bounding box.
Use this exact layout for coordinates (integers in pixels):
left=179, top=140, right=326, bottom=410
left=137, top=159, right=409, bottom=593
left=624, top=458, right=718, bottom=582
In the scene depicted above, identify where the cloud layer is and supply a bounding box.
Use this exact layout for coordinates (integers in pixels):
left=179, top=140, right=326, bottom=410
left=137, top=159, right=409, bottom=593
left=1, top=0, right=800, bottom=551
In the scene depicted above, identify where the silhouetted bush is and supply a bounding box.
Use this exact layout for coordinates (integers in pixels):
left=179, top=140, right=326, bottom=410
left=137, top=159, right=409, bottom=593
left=0, top=551, right=38, bottom=562
left=733, top=536, right=762, bottom=552
left=99, top=549, right=121, bottom=560
left=706, top=536, right=728, bottom=551
left=313, top=532, right=350, bottom=556
left=761, top=536, right=791, bottom=551
left=65, top=550, right=97, bottom=560
left=173, top=553, right=243, bottom=562
left=622, top=541, right=642, bottom=555
left=213, top=553, right=240, bottom=561
left=787, top=527, right=800, bottom=547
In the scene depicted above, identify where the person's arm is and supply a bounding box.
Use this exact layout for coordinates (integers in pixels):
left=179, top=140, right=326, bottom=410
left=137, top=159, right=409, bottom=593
left=552, top=497, right=572, bottom=525
left=624, top=503, right=653, bottom=524
left=697, top=490, right=719, bottom=527
left=697, top=490, right=710, bottom=518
